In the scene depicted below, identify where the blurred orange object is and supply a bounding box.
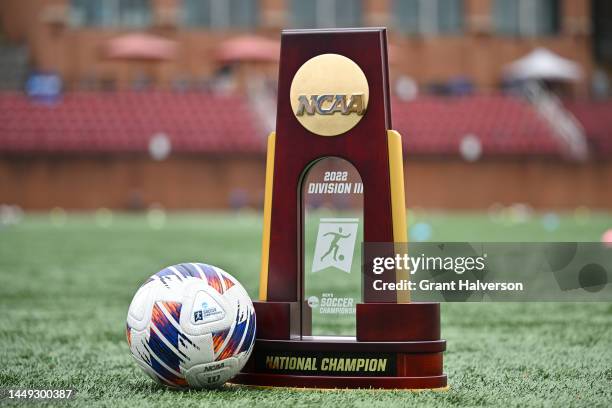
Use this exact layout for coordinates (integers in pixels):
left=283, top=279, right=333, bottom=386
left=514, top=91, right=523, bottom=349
left=105, top=33, right=178, bottom=61
left=602, top=229, right=612, bottom=248
left=216, top=35, right=280, bottom=63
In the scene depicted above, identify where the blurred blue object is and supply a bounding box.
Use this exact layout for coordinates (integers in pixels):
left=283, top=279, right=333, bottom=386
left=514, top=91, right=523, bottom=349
left=542, top=212, right=561, bottom=232
left=448, top=76, right=474, bottom=96
left=25, top=71, right=62, bottom=104
left=410, top=222, right=433, bottom=242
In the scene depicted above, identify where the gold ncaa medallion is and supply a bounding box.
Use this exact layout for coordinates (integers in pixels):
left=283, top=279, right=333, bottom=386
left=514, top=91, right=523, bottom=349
left=290, top=53, right=369, bottom=136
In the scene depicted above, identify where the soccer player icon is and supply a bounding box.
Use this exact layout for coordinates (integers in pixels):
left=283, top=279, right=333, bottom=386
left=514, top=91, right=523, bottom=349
left=320, top=227, right=351, bottom=262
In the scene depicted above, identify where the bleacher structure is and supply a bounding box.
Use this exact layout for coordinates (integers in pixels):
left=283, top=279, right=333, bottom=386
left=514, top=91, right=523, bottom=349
left=0, top=90, right=610, bottom=210
left=2, top=91, right=608, bottom=158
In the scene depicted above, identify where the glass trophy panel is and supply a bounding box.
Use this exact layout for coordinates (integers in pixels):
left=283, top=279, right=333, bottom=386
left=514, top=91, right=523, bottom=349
left=302, top=157, right=363, bottom=336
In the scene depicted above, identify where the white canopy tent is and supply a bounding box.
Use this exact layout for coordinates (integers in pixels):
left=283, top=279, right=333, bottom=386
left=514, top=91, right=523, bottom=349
left=504, top=48, right=583, bottom=82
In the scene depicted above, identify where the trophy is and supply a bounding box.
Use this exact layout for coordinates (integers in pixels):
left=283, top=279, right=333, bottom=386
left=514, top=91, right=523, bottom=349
left=232, top=28, right=446, bottom=389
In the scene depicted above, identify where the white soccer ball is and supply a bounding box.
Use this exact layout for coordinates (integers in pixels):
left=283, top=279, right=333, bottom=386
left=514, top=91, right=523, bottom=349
left=126, top=263, right=256, bottom=388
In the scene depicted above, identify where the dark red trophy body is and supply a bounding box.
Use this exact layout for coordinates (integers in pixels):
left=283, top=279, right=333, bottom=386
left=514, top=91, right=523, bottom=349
left=231, top=28, right=447, bottom=389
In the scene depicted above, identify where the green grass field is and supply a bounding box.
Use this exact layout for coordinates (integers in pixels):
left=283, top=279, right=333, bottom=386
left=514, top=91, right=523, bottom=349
left=1, top=211, right=611, bottom=407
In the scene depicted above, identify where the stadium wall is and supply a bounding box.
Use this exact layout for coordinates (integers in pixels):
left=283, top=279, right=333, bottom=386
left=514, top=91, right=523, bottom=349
left=0, top=0, right=593, bottom=93
left=1, top=156, right=611, bottom=210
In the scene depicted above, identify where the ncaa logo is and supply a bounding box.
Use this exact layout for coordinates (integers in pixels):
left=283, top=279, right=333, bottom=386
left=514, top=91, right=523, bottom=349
left=290, top=53, right=369, bottom=137
left=307, top=296, right=319, bottom=308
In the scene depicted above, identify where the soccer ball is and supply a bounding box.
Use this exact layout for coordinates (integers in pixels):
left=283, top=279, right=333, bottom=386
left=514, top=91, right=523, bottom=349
left=126, top=263, right=256, bottom=388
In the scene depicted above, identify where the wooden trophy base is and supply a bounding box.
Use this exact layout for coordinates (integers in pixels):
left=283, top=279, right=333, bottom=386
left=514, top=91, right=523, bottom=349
left=230, top=302, right=447, bottom=389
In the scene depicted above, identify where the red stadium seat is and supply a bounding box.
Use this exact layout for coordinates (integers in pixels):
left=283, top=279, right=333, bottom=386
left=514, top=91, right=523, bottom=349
left=2, top=91, right=606, bottom=157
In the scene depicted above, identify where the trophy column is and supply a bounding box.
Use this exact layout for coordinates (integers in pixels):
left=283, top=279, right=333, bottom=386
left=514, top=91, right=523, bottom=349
left=231, top=28, right=447, bottom=390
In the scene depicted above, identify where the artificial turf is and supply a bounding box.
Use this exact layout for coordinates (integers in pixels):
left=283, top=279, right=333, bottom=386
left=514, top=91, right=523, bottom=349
left=0, top=211, right=611, bottom=407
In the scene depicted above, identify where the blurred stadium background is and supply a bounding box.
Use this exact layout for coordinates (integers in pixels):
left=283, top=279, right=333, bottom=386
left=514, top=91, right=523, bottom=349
left=0, top=0, right=611, bottom=214
left=1, top=3, right=612, bottom=405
